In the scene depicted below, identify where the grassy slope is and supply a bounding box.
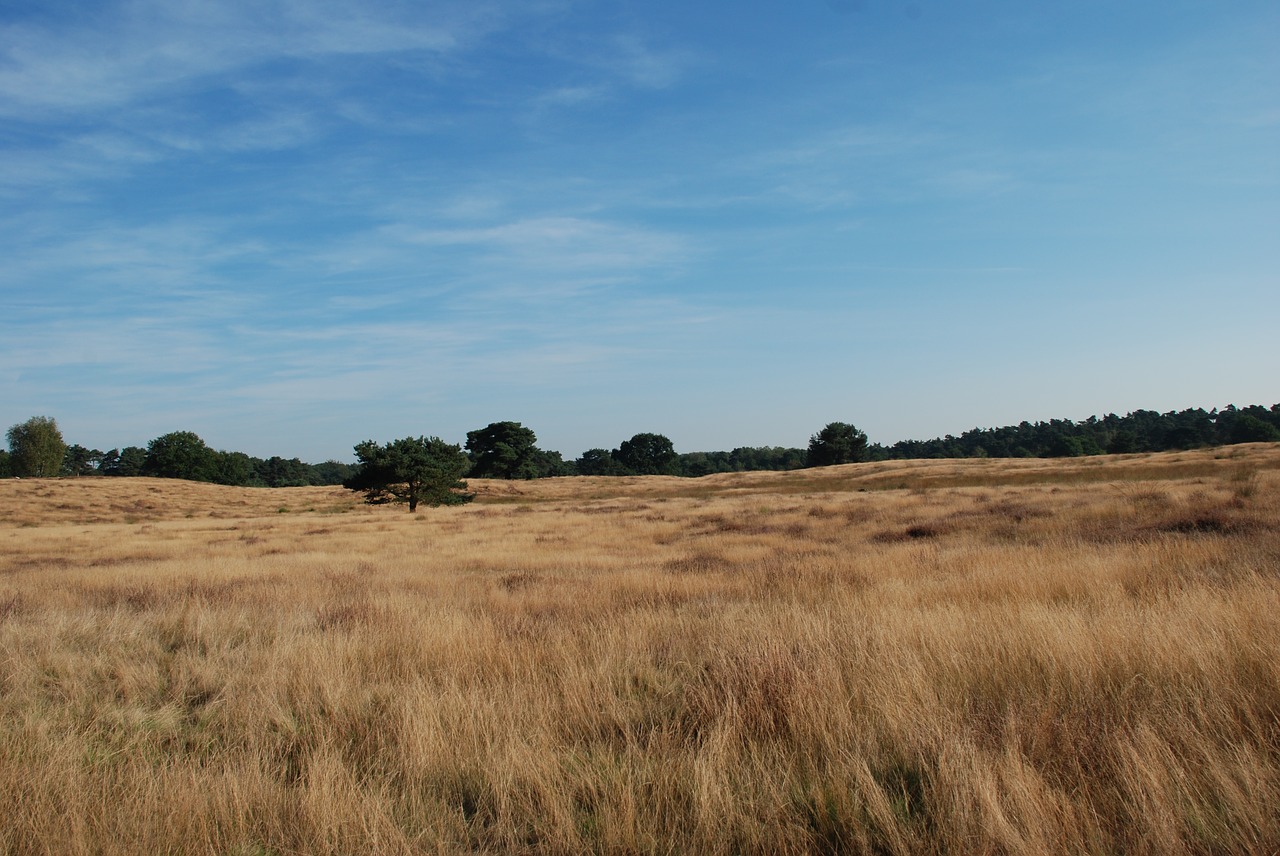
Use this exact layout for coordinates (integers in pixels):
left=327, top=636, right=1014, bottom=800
left=1, top=444, right=1278, bottom=855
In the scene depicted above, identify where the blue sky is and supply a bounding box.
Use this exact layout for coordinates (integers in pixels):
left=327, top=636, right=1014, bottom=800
left=2, top=0, right=1277, bottom=462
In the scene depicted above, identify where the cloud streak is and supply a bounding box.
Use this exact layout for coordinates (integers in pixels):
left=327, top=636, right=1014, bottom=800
left=0, top=0, right=480, bottom=116
left=398, top=216, right=690, bottom=278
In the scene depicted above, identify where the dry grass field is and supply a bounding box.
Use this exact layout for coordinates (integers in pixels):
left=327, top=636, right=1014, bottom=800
left=2, top=445, right=1279, bottom=855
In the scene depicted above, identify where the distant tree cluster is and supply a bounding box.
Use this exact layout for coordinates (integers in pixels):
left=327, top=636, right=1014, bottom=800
left=135, top=431, right=356, bottom=486
left=4, top=404, right=1277, bottom=490
left=674, top=446, right=809, bottom=477
left=582, top=406, right=1280, bottom=476
left=807, top=422, right=869, bottom=467
left=127, top=431, right=355, bottom=486
left=465, top=422, right=572, bottom=479
left=868, top=405, right=1280, bottom=461
left=574, top=423, right=860, bottom=476
left=343, top=407, right=1280, bottom=505
left=0, top=421, right=354, bottom=486
left=574, top=432, right=680, bottom=476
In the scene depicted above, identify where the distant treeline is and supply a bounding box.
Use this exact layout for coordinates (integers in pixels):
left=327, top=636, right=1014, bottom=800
left=3, top=404, right=1277, bottom=486
left=867, top=404, right=1280, bottom=461
left=669, top=404, right=1280, bottom=476
left=0, top=430, right=357, bottom=487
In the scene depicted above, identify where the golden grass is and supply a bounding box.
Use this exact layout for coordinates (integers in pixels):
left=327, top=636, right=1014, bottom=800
left=2, top=444, right=1279, bottom=854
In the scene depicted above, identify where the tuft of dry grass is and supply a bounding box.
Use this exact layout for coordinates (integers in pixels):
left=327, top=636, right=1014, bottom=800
left=1, top=444, right=1279, bottom=854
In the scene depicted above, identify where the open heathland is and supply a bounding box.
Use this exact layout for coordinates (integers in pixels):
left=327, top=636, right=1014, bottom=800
left=2, top=445, right=1279, bottom=854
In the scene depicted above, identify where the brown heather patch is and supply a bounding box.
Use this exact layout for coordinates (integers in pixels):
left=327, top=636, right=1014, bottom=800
left=870, top=518, right=956, bottom=543
left=663, top=549, right=736, bottom=575
left=0, top=592, right=25, bottom=621
left=0, top=444, right=1279, bottom=854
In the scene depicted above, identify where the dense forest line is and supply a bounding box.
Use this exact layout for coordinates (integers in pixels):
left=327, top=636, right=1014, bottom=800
left=3, top=404, right=1278, bottom=486
left=874, top=404, right=1280, bottom=461
left=0, top=427, right=355, bottom=487
left=672, top=404, right=1280, bottom=476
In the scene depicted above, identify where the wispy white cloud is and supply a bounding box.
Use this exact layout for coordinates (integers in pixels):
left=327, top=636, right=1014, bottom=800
left=741, top=125, right=935, bottom=170
left=0, top=315, right=230, bottom=376
left=387, top=215, right=691, bottom=294
left=721, top=123, right=945, bottom=209
left=532, top=84, right=611, bottom=112
left=0, top=5, right=487, bottom=199
left=0, top=132, right=167, bottom=198
left=523, top=26, right=694, bottom=103
left=151, top=110, right=322, bottom=153
left=929, top=167, right=1018, bottom=197
left=0, top=0, right=487, bottom=117
left=4, top=219, right=271, bottom=300
left=604, top=34, right=690, bottom=89
left=548, top=84, right=610, bottom=105
left=434, top=191, right=509, bottom=221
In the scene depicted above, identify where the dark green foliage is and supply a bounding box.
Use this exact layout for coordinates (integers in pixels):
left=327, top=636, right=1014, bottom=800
left=465, top=421, right=543, bottom=479
left=615, top=433, right=679, bottom=475
left=99, top=446, right=148, bottom=477
left=1230, top=414, right=1280, bottom=444
left=463, top=422, right=571, bottom=479
left=211, top=450, right=258, bottom=486
left=61, top=444, right=102, bottom=476
left=1046, top=431, right=1085, bottom=458
left=676, top=451, right=722, bottom=478
left=309, top=460, right=356, bottom=486
left=875, top=404, right=1280, bottom=461
left=253, top=455, right=313, bottom=487
left=807, top=422, right=869, bottom=468
left=676, top=446, right=807, bottom=477
left=96, top=449, right=120, bottom=475
left=6, top=416, right=67, bottom=478
left=0, top=449, right=11, bottom=479
left=1106, top=430, right=1141, bottom=454
left=574, top=448, right=628, bottom=476
left=344, top=436, right=473, bottom=512
left=590, top=402, right=1277, bottom=478
left=143, top=431, right=218, bottom=482
left=102, top=439, right=351, bottom=487
left=526, top=448, right=575, bottom=478
left=730, top=446, right=808, bottom=471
